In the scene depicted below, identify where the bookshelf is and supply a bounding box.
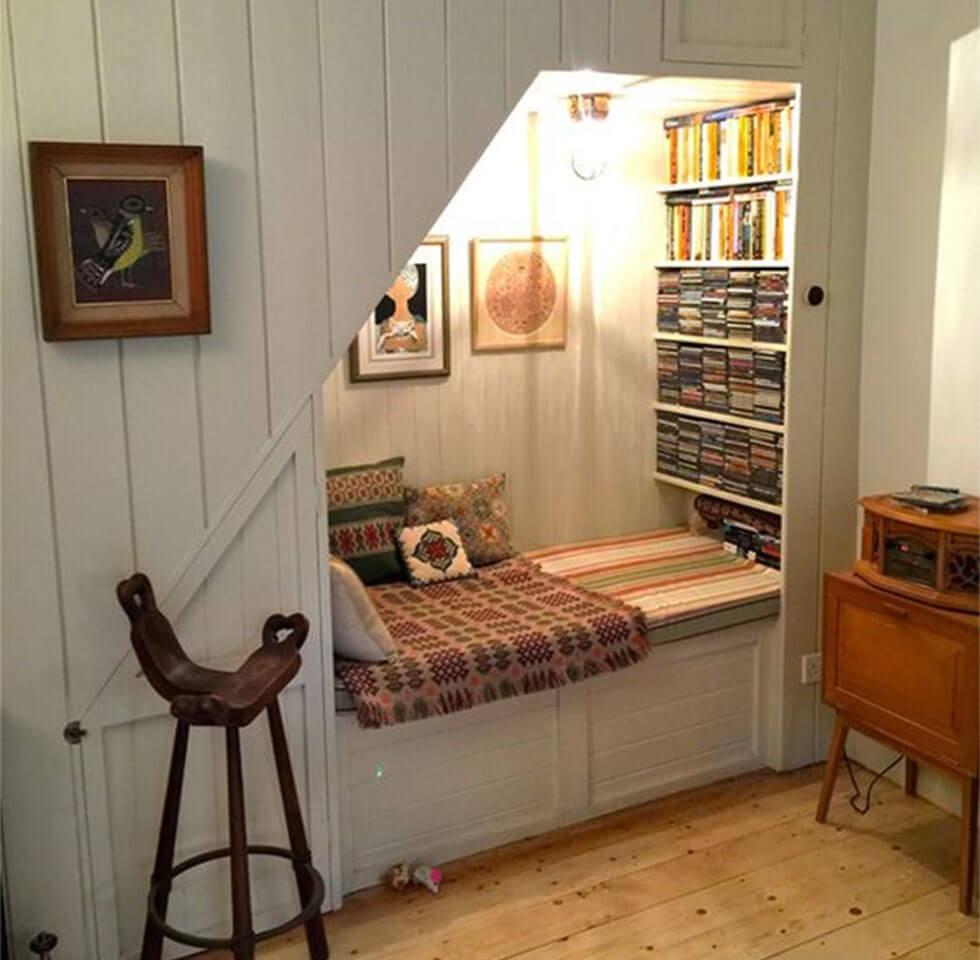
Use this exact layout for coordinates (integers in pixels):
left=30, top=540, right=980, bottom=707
left=654, top=96, right=795, bottom=517
left=653, top=473, right=784, bottom=517
left=657, top=173, right=793, bottom=194
left=653, top=402, right=785, bottom=434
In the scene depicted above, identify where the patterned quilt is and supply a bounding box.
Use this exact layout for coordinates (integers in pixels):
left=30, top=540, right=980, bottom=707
left=336, top=557, right=648, bottom=729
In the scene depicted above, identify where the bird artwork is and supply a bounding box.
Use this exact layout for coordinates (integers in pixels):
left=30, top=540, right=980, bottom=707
left=75, top=192, right=168, bottom=293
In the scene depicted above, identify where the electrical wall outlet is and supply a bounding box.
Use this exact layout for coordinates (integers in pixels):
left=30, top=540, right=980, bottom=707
left=801, top=652, right=822, bottom=685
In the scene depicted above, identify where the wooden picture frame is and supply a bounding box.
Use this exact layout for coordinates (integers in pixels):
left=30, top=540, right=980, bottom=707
left=29, top=141, right=210, bottom=341
left=349, top=236, right=450, bottom=382
left=471, top=236, right=568, bottom=352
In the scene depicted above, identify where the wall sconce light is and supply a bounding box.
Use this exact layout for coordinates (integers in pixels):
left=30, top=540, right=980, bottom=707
left=567, top=93, right=611, bottom=181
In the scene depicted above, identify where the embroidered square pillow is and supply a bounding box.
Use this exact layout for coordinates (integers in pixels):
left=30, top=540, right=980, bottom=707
left=404, top=473, right=514, bottom=566
left=397, top=520, right=475, bottom=586
left=327, top=456, right=406, bottom=585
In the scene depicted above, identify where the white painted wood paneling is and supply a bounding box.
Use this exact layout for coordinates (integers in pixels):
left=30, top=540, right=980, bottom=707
left=610, top=0, right=665, bottom=73
left=251, top=0, right=332, bottom=429
left=336, top=625, right=764, bottom=893
left=505, top=0, right=561, bottom=108
left=338, top=694, right=559, bottom=892
left=384, top=0, right=449, bottom=268
left=447, top=0, right=508, bottom=192
left=663, top=0, right=806, bottom=67
left=1, top=3, right=90, bottom=952
left=177, top=0, right=270, bottom=519
left=96, top=0, right=206, bottom=583
left=562, top=0, right=612, bottom=68
left=320, top=0, right=392, bottom=334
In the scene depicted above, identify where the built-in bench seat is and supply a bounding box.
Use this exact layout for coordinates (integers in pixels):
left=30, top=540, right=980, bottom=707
left=333, top=528, right=780, bottom=720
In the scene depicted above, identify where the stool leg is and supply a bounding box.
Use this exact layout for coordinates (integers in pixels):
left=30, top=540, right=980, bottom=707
left=226, top=726, right=255, bottom=959
left=141, top=720, right=189, bottom=960
left=267, top=697, right=329, bottom=959
left=959, top=777, right=978, bottom=915
left=816, top=715, right=848, bottom=823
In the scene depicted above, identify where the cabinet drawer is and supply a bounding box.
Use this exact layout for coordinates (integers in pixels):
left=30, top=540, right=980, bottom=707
left=823, top=572, right=978, bottom=775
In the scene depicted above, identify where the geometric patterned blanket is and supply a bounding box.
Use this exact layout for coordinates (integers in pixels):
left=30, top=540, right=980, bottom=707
left=335, top=557, right=649, bottom=729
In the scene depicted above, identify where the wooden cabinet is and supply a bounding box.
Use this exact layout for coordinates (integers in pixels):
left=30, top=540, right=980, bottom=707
left=817, top=570, right=979, bottom=913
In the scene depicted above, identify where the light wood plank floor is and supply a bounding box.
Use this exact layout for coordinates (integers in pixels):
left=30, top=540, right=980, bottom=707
left=203, top=765, right=980, bottom=959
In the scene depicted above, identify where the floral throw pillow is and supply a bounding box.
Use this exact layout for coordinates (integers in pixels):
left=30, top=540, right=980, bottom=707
left=397, top=520, right=475, bottom=587
left=326, top=456, right=406, bottom=585
left=405, top=473, right=514, bottom=566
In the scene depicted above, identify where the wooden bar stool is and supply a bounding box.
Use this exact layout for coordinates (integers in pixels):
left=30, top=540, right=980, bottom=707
left=117, top=573, right=329, bottom=960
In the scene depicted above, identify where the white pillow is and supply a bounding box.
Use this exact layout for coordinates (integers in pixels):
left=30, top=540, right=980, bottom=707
left=329, top=555, right=397, bottom=662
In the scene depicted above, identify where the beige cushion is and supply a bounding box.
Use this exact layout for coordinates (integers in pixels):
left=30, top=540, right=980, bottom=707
left=397, top=519, right=475, bottom=586
left=329, top=556, right=396, bottom=661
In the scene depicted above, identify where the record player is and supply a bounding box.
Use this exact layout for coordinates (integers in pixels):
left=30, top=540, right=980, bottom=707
left=856, top=489, right=979, bottom=613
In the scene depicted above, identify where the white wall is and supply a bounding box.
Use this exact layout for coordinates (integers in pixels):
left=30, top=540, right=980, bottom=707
left=858, top=0, right=979, bottom=496
left=324, top=94, right=685, bottom=549
left=928, top=28, right=980, bottom=493
left=853, top=0, right=979, bottom=813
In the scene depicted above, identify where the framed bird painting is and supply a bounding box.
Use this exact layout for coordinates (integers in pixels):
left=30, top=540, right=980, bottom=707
left=28, top=142, right=210, bottom=340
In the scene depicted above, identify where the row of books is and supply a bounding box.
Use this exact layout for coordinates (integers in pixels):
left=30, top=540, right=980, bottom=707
left=665, top=99, right=794, bottom=184
left=657, top=412, right=784, bottom=505
left=657, top=342, right=785, bottom=423
left=665, top=185, right=792, bottom=262
left=657, top=267, right=789, bottom=343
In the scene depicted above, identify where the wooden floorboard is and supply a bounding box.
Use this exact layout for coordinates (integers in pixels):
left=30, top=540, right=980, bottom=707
left=195, top=764, right=977, bottom=959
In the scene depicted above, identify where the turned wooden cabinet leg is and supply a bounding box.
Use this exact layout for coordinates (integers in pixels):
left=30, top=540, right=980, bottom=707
left=959, top=777, right=978, bottom=915
left=816, top=715, right=848, bottom=824
left=904, top=758, right=918, bottom=797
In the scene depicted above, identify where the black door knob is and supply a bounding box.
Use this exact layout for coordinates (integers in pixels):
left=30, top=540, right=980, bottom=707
left=29, top=932, right=58, bottom=958
left=806, top=285, right=825, bottom=306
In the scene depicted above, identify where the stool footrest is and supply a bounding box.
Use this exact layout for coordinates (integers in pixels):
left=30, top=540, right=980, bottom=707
left=147, top=844, right=325, bottom=951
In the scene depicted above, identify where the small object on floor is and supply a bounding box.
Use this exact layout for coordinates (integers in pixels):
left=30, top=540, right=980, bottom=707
left=386, top=862, right=412, bottom=890
left=412, top=864, right=443, bottom=893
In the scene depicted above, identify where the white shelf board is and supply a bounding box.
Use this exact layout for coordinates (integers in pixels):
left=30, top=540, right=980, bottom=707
left=654, top=332, right=788, bottom=352
left=657, top=173, right=794, bottom=194
left=655, top=260, right=790, bottom=269
left=653, top=472, right=783, bottom=516
left=653, top=402, right=785, bottom=433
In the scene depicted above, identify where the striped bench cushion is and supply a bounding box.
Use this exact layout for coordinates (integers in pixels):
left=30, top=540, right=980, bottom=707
left=526, top=528, right=781, bottom=630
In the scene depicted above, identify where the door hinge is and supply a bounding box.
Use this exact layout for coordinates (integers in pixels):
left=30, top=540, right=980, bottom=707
left=63, top=720, right=87, bottom=745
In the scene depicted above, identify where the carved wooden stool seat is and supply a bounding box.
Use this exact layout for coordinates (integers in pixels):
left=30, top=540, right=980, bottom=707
left=117, top=573, right=329, bottom=960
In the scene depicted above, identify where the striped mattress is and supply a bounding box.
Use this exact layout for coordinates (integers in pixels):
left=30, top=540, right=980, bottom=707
left=526, top=527, right=781, bottom=629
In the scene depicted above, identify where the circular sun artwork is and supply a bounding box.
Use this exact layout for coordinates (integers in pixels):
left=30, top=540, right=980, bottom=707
left=484, top=250, right=557, bottom=335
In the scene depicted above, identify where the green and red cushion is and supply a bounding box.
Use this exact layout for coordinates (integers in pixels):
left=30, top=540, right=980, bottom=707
left=326, top=456, right=406, bottom=584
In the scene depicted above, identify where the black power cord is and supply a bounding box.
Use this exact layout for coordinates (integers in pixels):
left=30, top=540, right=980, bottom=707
left=842, top=748, right=904, bottom=815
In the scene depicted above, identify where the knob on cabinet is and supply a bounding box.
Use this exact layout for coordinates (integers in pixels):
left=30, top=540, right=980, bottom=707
left=29, top=931, right=58, bottom=958
left=806, top=284, right=825, bottom=306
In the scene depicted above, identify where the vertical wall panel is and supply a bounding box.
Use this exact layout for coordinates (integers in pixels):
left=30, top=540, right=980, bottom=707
left=96, top=0, right=207, bottom=580
left=251, top=0, right=332, bottom=428
left=9, top=0, right=136, bottom=719
left=320, top=0, right=391, bottom=355
left=447, top=0, right=508, bottom=192
left=384, top=0, right=449, bottom=267
left=176, top=0, right=270, bottom=518
left=506, top=0, right=561, bottom=107
left=562, top=0, right=612, bottom=68
left=611, top=0, right=665, bottom=72
left=1, top=3, right=89, bottom=953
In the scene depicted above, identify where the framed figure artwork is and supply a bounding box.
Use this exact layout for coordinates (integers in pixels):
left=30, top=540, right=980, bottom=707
left=471, top=236, right=568, bottom=352
left=28, top=141, right=210, bottom=341
left=349, top=236, right=451, bottom=382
